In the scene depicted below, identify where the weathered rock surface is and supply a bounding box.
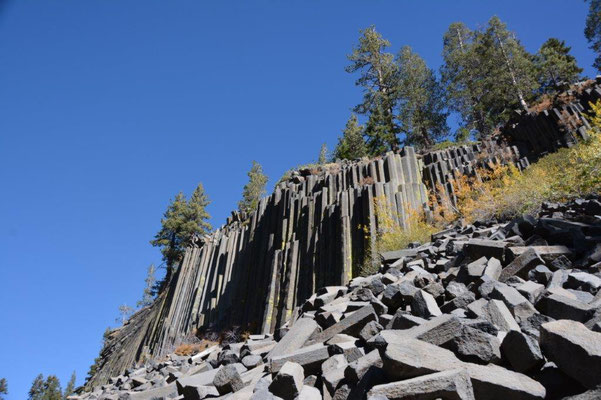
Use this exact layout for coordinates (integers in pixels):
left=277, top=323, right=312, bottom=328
left=539, top=320, right=601, bottom=389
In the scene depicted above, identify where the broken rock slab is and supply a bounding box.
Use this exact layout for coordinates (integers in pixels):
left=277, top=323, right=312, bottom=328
left=539, top=319, right=601, bottom=389
left=382, top=338, right=545, bottom=399
left=268, top=318, right=320, bottom=359
left=368, top=368, right=475, bottom=400
left=270, top=343, right=330, bottom=375
left=500, top=330, right=544, bottom=374
left=308, top=305, right=376, bottom=345
left=499, top=248, right=544, bottom=282
left=268, top=361, right=304, bottom=400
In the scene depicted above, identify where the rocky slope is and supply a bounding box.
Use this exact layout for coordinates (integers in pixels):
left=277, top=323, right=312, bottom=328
left=75, top=197, right=601, bottom=399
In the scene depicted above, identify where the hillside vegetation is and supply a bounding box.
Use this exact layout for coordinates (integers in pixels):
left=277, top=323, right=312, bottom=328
left=365, top=101, right=601, bottom=276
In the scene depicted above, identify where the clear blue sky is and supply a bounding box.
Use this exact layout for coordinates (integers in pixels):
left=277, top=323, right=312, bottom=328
left=0, top=1, right=595, bottom=398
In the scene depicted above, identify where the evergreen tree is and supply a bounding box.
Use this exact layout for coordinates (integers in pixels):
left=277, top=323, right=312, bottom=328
left=151, top=183, right=211, bottom=286
left=0, top=378, right=7, bottom=400
left=318, top=143, right=328, bottom=164
left=441, top=22, right=488, bottom=136
left=137, top=263, right=156, bottom=307
left=477, top=16, right=538, bottom=114
left=238, top=161, right=268, bottom=215
left=28, top=375, right=62, bottom=400
left=535, top=38, right=583, bottom=92
left=395, top=46, right=449, bottom=149
left=585, top=0, right=601, bottom=71
left=334, top=114, right=368, bottom=160
left=63, top=372, right=76, bottom=399
left=346, top=26, right=400, bottom=153
left=29, top=375, right=45, bottom=400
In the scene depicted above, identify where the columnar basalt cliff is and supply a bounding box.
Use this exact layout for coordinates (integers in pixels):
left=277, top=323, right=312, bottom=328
left=86, top=81, right=601, bottom=388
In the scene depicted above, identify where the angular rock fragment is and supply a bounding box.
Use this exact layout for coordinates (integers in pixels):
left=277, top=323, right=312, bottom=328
left=269, top=361, right=304, bottom=400
left=539, top=320, right=601, bottom=389
left=499, top=248, right=544, bottom=282
left=500, top=330, right=544, bottom=373
left=411, top=290, right=442, bottom=318
left=268, top=318, right=320, bottom=359
left=308, top=305, right=377, bottom=345
left=441, top=325, right=501, bottom=365
left=213, top=364, right=245, bottom=395
left=270, top=343, right=330, bottom=375
left=368, top=368, right=475, bottom=400
left=344, top=349, right=382, bottom=384
left=464, top=239, right=507, bottom=262
left=484, top=299, right=521, bottom=332
left=535, top=293, right=594, bottom=322
left=381, top=338, right=545, bottom=399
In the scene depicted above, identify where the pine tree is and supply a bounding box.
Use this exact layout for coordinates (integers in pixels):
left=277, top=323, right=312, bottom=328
left=346, top=26, right=400, bottom=153
left=318, top=143, right=328, bottom=164
left=441, top=22, right=488, bottom=136
left=29, top=375, right=45, bottom=400
left=442, top=17, right=538, bottom=135
left=0, top=378, right=7, bottom=400
left=43, top=376, right=62, bottom=400
left=395, top=46, right=449, bottom=149
left=585, top=0, right=601, bottom=71
left=151, top=183, right=211, bottom=286
left=28, top=375, right=62, bottom=400
left=334, top=114, right=368, bottom=160
left=478, top=16, right=538, bottom=114
left=63, top=372, right=76, bottom=399
left=238, top=161, right=268, bottom=215
left=137, top=263, right=156, bottom=307
left=535, top=38, right=583, bottom=92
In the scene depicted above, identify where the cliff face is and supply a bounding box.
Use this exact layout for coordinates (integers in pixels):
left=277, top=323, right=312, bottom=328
left=86, top=80, right=601, bottom=388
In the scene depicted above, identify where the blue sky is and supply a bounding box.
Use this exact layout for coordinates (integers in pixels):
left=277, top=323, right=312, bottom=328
left=0, top=1, right=596, bottom=398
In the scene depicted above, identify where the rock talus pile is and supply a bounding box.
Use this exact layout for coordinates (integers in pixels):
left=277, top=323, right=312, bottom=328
left=73, top=197, right=601, bottom=399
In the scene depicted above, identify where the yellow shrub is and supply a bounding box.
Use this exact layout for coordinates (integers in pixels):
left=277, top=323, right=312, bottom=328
left=441, top=99, right=601, bottom=222
left=360, top=196, right=437, bottom=276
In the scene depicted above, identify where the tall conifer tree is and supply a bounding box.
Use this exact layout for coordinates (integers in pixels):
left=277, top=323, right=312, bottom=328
left=347, top=26, right=400, bottom=153
left=63, top=372, right=76, bottom=399
left=238, top=161, right=268, bottom=215
left=151, top=183, right=211, bottom=288
left=535, top=38, right=583, bottom=92
left=478, top=16, right=538, bottom=114
left=585, top=0, right=601, bottom=71
left=137, top=263, right=156, bottom=307
left=28, top=375, right=62, bottom=400
left=441, top=22, right=487, bottom=136
left=395, top=46, right=449, bottom=149
left=334, top=114, right=368, bottom=160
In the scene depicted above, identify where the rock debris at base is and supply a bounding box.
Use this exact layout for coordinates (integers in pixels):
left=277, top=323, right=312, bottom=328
left=72, top=197, right=601, bottom=400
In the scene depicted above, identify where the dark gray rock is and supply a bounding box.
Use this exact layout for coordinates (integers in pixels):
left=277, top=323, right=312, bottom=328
left=535, top=293, right=594, bottom=322
left=269, top=361, right=304, bottom=400
left=499, top=248, right=544, bottom=282
left=501, top=330, right=544, bottom=373
left=368, top=368, right=475, bottom=400
left=268, top=318, right=320, bottom=359
left=539, top=320, right=601, bottom=389
left=213, top=364, right=244, bottom=395
left=411, top=290, right=442, bottom=318
left=441, top=326, right=501, bottom=365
